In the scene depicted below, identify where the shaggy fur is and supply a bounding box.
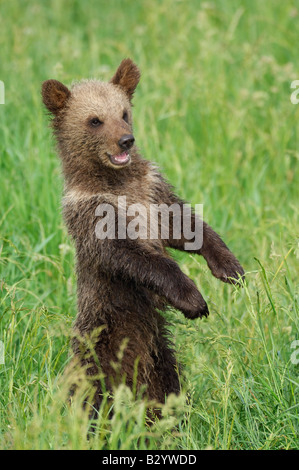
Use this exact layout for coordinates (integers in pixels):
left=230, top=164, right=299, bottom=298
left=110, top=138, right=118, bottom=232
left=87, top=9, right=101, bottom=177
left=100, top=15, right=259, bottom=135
left=42, top=59, right=244, bottom=411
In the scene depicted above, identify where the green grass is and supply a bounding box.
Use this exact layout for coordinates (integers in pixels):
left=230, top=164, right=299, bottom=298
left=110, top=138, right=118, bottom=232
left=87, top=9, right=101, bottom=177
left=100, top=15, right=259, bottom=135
left=0, top=0, right=298, bottom=450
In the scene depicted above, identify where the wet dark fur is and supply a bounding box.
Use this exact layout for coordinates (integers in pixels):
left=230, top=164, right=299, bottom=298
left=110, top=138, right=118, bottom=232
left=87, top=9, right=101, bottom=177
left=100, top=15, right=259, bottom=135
left=42, top=59, right=245, bottom=412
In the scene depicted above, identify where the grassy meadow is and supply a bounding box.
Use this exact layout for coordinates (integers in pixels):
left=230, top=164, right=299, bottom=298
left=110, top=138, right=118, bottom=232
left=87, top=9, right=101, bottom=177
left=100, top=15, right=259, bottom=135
left=0, top=0, right=298, bottom=450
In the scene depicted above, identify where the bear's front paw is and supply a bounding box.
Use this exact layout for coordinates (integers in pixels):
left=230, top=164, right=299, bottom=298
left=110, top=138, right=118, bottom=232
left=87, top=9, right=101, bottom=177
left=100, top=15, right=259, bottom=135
left=176, top=278, right=209, bottom=319
left=208, top=253, right=245, bottom=285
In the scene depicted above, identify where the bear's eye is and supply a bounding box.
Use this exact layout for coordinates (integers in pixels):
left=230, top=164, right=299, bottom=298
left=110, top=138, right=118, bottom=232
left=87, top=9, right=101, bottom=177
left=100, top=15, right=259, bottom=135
left=122, top=111, right=129, bottom=123
left=90, top=117, right=103, bottom=127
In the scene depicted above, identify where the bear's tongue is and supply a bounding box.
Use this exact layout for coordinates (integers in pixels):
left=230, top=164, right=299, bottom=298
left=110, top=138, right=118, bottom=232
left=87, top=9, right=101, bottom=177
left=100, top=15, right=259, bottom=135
left=109, top=152, right=130, bottom=166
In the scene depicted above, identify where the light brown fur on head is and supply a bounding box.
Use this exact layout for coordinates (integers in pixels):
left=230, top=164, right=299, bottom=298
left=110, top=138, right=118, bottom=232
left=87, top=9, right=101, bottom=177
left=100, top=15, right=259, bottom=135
left=41, top=59, right=141, bottom=176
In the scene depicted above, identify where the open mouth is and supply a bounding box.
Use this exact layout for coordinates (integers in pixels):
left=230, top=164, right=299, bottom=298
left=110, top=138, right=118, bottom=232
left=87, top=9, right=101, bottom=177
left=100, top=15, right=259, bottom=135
left=107, top=152, right=131, bottom=167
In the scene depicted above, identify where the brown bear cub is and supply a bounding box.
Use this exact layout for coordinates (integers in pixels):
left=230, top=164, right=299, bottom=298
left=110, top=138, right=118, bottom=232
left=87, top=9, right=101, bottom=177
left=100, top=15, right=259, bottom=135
left=42, top=59, right=244, bottom=414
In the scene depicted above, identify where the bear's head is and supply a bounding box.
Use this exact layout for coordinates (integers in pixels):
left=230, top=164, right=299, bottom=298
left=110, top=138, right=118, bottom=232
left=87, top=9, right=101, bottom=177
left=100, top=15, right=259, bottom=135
left=42, top=59, right=140, bottom=170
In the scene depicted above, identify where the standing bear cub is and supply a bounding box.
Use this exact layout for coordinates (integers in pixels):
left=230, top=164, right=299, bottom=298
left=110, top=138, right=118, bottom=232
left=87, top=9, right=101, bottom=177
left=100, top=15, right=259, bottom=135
left=42, top=59, right=244, bottom=411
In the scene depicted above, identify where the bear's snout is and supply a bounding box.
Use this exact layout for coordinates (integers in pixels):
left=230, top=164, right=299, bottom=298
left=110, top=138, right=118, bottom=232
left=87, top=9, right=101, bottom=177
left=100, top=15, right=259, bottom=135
left=118, top=134, right=135, bottom=151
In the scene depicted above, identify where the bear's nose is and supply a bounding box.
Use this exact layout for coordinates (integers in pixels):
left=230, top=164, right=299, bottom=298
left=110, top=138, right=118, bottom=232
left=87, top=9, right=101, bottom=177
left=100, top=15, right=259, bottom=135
left=118, top=134, right=135, bottom=151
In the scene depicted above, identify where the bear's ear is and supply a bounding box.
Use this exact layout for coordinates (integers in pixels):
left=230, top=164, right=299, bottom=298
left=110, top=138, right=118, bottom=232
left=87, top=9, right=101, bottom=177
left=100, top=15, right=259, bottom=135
left=110, top=58, right=141, bottom=101
left=41, top=79, right=71, bottom=115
